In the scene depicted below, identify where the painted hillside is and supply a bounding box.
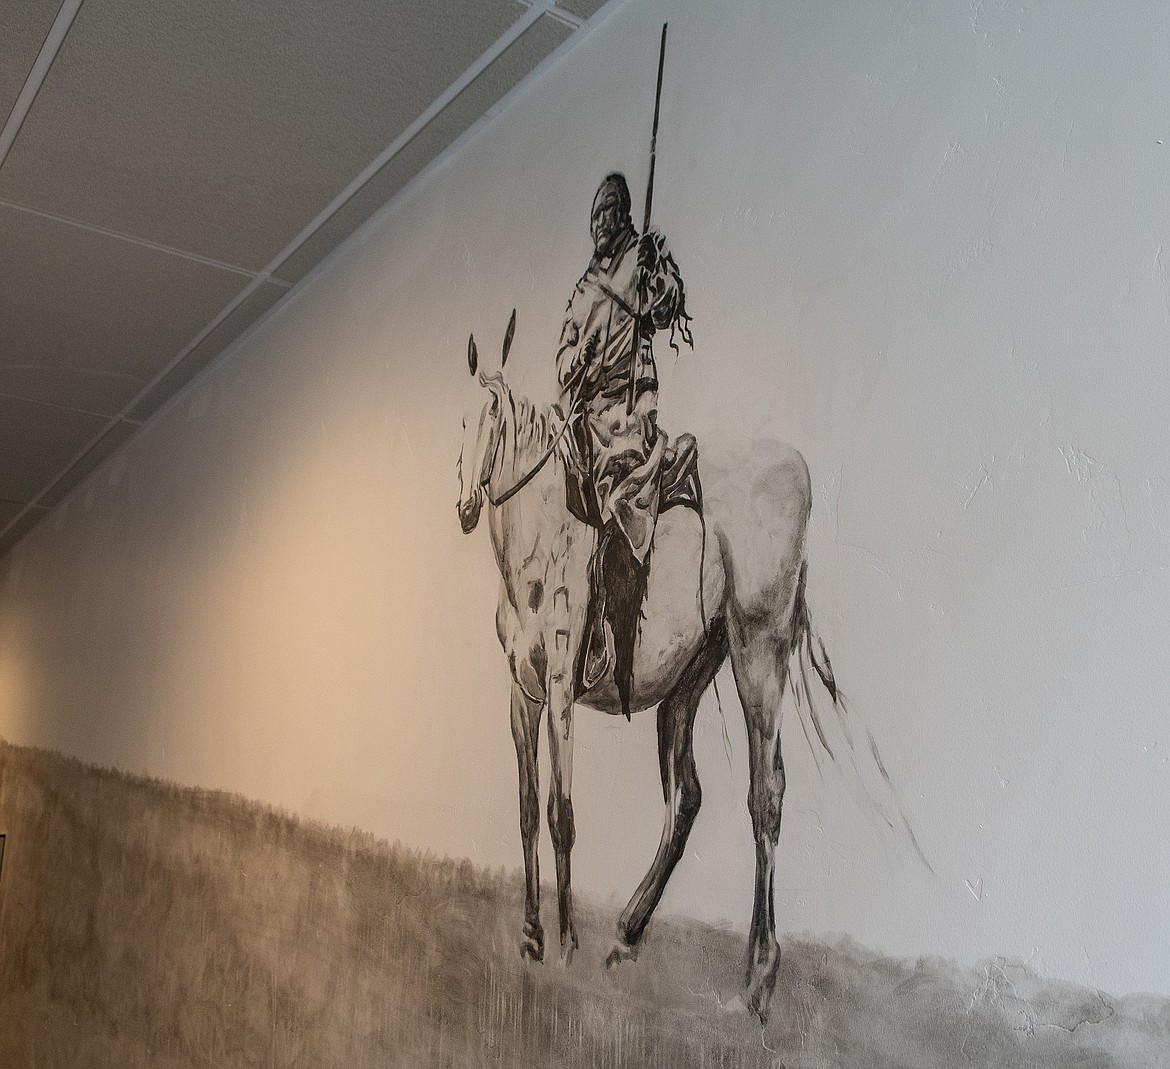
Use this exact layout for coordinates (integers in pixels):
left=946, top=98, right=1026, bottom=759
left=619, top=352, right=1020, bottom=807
left=0, top=739, right=1166, bottom=1068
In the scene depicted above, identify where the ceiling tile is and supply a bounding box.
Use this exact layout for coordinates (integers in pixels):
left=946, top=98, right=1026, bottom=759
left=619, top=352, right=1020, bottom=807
left=0, top=0, right=528, bottom=270
left=274, top=12, right=573, bottom=286
left=38, top=418, right=141, bottom=509
left=557, top=0, right=610, bottom=18
left=0, top=395, right=107, bottom=504
left=0, top=204, right=251, bottom=416
left=0, top=0, right=61, bottom=120
left=127, top=280, right=288, bottom=423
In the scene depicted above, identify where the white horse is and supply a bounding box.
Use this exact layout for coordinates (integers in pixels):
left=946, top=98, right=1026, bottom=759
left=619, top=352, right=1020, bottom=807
left=456, top=320, right=915, bottom=1020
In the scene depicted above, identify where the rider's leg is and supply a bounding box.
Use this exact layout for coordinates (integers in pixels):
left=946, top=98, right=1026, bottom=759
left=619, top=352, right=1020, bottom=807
left=577, top=525, right=610, bottom=693
left=580, top=391, right=662, bottom=711
left=601, top=523, right=648, bottom=720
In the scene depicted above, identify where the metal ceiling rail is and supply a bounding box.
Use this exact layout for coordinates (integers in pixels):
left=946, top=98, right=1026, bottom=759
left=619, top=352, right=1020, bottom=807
left=0, top=0, right=86, bottom=168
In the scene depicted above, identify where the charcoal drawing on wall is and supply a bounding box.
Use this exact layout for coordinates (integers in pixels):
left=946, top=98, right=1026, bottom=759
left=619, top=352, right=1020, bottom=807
left=456, top=24, right=923, bottom=1025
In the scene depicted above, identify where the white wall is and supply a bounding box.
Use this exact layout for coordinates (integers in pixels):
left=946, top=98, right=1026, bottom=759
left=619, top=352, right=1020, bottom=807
left=2, top=0, right=1168, bottom=997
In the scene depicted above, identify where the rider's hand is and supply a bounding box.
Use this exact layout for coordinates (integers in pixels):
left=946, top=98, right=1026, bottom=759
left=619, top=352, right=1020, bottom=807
left=637, top=231, right=661, bottom=274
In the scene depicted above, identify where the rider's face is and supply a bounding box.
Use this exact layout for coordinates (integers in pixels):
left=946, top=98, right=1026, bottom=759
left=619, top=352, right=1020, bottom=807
left=590, top=191, right=624, bottom=257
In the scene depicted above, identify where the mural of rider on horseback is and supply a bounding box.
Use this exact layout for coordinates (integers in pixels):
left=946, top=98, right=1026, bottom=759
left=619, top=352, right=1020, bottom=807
left=454, top=29, right=925, bottom=1023
left=557, top=172, right=699, bottom=718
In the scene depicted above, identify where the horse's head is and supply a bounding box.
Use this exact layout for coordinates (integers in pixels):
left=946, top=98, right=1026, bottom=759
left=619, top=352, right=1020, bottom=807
left=456, top=310, right=515, bottom=534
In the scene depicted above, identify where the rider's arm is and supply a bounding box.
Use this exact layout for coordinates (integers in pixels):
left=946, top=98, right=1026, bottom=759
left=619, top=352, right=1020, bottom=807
left=557, top=280, right=603, bottom=394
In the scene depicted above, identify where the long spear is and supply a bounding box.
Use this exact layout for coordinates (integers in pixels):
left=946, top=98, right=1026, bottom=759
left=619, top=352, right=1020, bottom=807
left=626, top=22, right=669, bottom=415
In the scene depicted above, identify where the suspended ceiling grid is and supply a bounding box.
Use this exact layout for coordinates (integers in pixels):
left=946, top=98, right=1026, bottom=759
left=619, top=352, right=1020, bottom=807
left=0, top=0, right=608, bottom=558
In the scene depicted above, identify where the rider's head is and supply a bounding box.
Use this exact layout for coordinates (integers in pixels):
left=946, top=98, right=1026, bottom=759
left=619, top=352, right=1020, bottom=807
left=591, top=173, right=633, bottom=258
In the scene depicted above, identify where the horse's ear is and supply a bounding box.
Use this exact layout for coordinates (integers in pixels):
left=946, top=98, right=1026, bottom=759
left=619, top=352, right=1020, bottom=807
left=467, top=334, right=478, bottom=376
left=501, top=308, right=516, bottom=368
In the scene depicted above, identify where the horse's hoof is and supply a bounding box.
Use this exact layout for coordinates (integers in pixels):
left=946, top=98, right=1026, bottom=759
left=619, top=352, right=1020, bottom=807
left=605, top=940, right=638, bottom=970
left=745, top=946, right=780, bottom=1022
left=747, top=992, right=772, bottom=1024
left=520, top=923, right=544, bottom=963
left=745, top=979, right=776, bottom=1023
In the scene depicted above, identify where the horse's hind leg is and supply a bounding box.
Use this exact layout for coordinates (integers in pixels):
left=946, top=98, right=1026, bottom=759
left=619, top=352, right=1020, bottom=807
left=510, top=682, right=544, bottom=962
left=728, top=617, right=793, bottom=1022
left=607, top=625, right=727, bottom=968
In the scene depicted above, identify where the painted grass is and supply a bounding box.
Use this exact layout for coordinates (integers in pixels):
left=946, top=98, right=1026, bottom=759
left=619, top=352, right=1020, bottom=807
left=0, top=740, right=1166, bottom=1068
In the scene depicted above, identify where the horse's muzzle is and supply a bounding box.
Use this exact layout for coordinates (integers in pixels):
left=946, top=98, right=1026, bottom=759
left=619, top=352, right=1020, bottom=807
left=458, top=493, right=481, bottom=534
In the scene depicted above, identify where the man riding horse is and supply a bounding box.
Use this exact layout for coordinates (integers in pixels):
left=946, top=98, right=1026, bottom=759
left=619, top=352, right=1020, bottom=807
left=557, top=172, right=695, bottom=717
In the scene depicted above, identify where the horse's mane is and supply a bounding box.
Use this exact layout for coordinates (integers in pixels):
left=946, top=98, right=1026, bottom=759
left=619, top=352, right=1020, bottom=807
left=484, top=373, right=558, bottom=463
left=510, top=390, right=556, bottom=457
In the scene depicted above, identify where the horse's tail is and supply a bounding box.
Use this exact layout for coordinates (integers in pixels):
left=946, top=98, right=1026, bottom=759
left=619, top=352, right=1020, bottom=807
left=790, top=564, right=933, bottom=873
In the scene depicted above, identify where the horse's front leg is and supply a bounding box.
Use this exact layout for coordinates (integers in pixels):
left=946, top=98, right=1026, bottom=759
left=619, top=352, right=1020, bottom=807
left=510, top=681, right=544, bottom=962
left=544, top=569, right=587, bottom=964
left=545, top=670, right=578, bottom=964
left=540, top=528, right=594, bottom=963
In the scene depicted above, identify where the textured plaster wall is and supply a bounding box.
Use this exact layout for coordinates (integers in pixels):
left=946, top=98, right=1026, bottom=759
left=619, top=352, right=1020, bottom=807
left=1, top=0, right=1168, bottom=997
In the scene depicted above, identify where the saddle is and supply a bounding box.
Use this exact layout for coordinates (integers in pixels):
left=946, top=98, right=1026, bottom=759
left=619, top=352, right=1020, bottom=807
left=564, top=420, right=702, bottom=529
left=564, top=418, right=703, bottom=713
